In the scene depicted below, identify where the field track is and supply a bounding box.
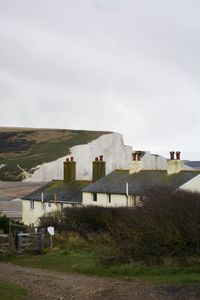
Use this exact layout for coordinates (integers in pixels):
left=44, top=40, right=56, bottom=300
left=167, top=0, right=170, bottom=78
left=0, top=262, right=200, bottom=300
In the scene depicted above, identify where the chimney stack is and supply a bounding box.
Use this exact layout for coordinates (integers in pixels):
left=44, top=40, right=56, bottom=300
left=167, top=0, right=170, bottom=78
left=63, top=157, right=76, bottom=183
left=167, top=151, right=183, bottom=175
left=129, top=151, right=144, bottom=174
left=92, top=155, right=106, bottom=181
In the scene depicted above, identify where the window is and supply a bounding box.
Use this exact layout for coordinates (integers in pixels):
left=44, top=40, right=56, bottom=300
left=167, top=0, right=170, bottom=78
left=108, top=194, right=111, bottom=203
left=30, top=200, right=34, bottom=210
left=93, top=193, right=97, bottom=202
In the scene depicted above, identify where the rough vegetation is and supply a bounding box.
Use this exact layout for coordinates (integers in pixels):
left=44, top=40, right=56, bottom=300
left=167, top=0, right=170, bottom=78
left=40, top=187, right=200, bottom=266
left=0, top=127, right=111, bottom=181
left=1, top=188, right=200, bottom=298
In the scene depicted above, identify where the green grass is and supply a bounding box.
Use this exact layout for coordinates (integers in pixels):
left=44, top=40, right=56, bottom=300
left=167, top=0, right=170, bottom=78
left=2, top=250, right=200, bottom=285
left=0, top=279, right=27, bottom=300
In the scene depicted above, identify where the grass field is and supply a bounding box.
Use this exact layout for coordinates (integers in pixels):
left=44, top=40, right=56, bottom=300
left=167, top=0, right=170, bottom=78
left=0, top=127, right=111, bottom=181
left=0, top=279, right=27, bottom=300
left=2, top=250, right=200, bottom=285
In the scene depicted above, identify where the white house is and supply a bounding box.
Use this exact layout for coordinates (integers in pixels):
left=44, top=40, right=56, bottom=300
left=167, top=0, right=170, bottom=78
left=22, top=150, right=200, bottom=225
left=22, top=156, right=106, bottom=226
left=82, top=151, right=200, bottom=207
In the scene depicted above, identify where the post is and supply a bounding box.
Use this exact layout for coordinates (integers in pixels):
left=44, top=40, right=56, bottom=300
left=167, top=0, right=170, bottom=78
left=47, top=226, right=54, bottom=248
left=50, top=235, right=53, bottom=248
left=126, top=182, right=129, bottom=206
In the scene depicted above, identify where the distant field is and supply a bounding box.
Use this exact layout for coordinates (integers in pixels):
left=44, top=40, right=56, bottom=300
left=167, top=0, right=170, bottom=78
left=0, top=181, right=46, bottom=201
left=0, top=127, right=111, bottom=181
left=0, top=181, right=46, bottom=219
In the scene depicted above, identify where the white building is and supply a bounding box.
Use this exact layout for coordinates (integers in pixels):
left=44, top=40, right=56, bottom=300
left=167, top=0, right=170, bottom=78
left=22, top=150, right=200, bottom=225
left=22, top=156, right=106, bottom=226
left=82, top=151, right=200, bottom=207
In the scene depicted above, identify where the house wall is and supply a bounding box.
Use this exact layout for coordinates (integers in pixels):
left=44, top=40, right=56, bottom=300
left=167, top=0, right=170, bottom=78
left=82, top=192, right=138, bottom=207
left=22, top=200, right=73, bottom=226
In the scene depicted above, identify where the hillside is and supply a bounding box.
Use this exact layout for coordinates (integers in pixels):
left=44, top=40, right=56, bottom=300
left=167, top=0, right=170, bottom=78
left=0, top=127, right=111, bottom=181
left=184, top=160, right=200, bottom=169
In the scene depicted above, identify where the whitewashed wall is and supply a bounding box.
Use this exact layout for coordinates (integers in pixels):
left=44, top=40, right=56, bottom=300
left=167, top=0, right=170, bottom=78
left=83, top=192, right=129, bottom=207
left=22, top=200, right=72, bottom=226
left=23, top=200, right=59, bottom=226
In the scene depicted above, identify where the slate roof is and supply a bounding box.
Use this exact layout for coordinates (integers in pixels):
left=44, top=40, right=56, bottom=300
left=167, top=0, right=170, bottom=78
left=82, top=170, right=200, bottom=195
left=22, top=180, right=91, bottom=203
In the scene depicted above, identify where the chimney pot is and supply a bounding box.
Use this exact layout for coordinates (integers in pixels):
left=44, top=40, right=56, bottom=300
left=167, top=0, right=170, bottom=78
left=66, top=158, right=69, bottom=161
left=132, top=152, right=137, bottom=161
left=99, top=155, right=103, bottom=161
left=70, top=157, right=74, bottom=161
left=136, top=151, right=142, bottom=161
left=170, top=151, right=175, bottom=160
left=176, top=151, right=181, bottom=160
left=95, top=157, right=98, bottom=161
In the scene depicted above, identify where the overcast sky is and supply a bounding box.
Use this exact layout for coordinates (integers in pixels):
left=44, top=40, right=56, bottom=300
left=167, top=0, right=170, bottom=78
left=0, top=0, right=200, bottom=160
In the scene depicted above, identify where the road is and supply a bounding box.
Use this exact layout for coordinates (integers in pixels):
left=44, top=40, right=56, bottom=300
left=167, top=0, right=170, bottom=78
left=0, top=262, right=199, bottom=300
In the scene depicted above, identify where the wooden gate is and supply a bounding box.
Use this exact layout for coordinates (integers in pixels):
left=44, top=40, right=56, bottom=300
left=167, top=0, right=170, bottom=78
left=0, top=234, right=10, bottom=254
left=16, top=233, right=44, bottom=254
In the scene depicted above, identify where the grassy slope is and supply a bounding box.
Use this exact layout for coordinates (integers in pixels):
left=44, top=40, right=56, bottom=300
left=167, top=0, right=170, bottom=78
left=0, top=279, right=27, bottom=300
left=0, top=127, right=111, bottom=181
left=3, top=250, right=200, bottom=285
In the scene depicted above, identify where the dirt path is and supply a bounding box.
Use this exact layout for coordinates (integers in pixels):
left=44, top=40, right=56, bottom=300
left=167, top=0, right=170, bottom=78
left=0, top=262, right=199, bottom=300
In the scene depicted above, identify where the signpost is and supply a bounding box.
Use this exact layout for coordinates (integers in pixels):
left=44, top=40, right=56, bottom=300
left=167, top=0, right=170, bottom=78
left=47, top=226, right=54, bottom=248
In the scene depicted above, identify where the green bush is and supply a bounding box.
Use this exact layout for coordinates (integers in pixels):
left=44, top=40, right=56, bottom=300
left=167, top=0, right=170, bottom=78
left=40, top=188, right=200, bottom=265
left=0, top=215, right=9, bottom=234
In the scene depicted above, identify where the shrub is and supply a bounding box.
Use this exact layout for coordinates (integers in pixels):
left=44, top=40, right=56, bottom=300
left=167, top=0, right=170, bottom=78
left=40, top=188, right=200, bottom=265
left=54, top=231, right=88, bottom=251
left=0, top=215, right=10, bottom=234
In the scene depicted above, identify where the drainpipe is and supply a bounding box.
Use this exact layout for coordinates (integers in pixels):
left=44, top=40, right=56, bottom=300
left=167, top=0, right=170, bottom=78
left=126, top=182, right=129, bottom=207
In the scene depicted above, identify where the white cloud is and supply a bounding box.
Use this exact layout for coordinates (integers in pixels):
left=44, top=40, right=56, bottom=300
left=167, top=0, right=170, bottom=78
left=0, top=0, right=200, bottom=159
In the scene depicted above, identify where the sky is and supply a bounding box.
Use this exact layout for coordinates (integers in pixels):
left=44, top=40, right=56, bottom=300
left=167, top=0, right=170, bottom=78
left=0, top=0, right=200, bottom=160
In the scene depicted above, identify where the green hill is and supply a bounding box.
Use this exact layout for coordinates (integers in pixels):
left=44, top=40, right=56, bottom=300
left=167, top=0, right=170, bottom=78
left=0, top=127, right=111, bottom=181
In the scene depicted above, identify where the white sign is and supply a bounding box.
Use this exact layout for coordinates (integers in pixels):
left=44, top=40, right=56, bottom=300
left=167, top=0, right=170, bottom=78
left=47, top=226, right=55, bottom=235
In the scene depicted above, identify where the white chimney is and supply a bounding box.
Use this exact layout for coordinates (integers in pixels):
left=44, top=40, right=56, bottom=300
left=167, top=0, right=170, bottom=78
left=129, top=151, right=144, bottom=174
left=167, top=151, right=183, bottom=175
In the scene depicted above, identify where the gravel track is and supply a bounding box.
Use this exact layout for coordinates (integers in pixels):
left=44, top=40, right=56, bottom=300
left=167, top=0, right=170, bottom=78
left=0, top=262, right=200, bottom=300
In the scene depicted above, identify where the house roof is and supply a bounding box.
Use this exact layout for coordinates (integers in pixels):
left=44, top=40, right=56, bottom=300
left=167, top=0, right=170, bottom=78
left=82, top=170, right=200, bottom=195
left=22, top=180, right=91, bottom=203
